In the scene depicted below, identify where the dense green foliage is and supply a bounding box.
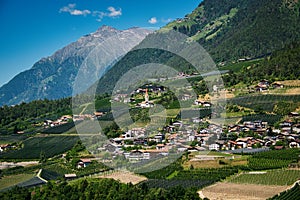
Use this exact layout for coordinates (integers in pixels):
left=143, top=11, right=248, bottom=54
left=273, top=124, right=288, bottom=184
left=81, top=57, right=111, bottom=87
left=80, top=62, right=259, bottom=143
left=0, top=179, right=201, bottom=200
left=168, top=0, right=300, bottom=62
left=0, top=98, right=72, bottom=134
left=269, top=183, right=300, bottom=200
left=244, top=42, right=300, bottom=82
left=95, top=48, right=197, bottom=95
left=224, top=42, right=300, bottom=86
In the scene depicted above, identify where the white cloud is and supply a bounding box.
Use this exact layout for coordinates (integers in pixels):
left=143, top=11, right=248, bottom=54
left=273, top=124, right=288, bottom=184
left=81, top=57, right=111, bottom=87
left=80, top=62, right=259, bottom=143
left=93, top=7, right=122, bottom=21
left=59, top=4, right=91, bottom=16
left=59, top=4, right=122, bottom=21
left=107, top=7, right=122, bottom=17
left=148, top=17, right=158, bottom=24
left=71, top=9, right=91, bottom=16
left=93, top=11, right=106, bottom=21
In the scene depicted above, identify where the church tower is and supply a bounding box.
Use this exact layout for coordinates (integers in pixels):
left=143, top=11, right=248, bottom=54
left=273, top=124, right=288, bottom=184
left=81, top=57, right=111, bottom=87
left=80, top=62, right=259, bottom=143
left=145, top=88, right=149, bottom=102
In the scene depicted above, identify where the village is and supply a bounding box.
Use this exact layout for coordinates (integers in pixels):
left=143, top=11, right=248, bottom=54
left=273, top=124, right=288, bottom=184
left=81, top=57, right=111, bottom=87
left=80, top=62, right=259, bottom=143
left=90, top=79, right=300, bottom=164
left=95, top=111, right=300, bottom=164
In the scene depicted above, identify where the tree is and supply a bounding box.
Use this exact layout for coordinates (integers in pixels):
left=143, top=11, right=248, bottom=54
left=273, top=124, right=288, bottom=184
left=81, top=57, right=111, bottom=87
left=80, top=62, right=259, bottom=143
left=39, top=150, right=47, bottom=163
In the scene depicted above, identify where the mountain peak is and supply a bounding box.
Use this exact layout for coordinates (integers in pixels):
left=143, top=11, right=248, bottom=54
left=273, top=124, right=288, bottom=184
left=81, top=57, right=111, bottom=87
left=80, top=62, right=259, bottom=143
left=96, top=25, right=117, bottom=32
left=89, top=25, right=120, bottom=38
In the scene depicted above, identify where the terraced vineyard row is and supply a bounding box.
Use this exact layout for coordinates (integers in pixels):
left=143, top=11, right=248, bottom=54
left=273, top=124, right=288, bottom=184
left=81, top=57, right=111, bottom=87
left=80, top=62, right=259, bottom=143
left=140, top=179, right=214, bottom=189
left=248, top=158, right=291, bottom=170
left=269, top=183, right=300, bottom=200
left=0, top=136, right=79, bottom=159
left=174, top=167, right=239, bottom=180
left=231, top=170, right=300, bottom=186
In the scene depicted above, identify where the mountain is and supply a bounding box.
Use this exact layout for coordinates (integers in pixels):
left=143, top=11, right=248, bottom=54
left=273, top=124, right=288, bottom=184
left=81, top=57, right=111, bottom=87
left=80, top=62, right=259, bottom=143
left=0, top=26, right=152, bottom=106
left=164, top=0, right=300, bottom=63
left=2, top=0, right=300, bottom=105
left=93, top=0, right=300, bottom=95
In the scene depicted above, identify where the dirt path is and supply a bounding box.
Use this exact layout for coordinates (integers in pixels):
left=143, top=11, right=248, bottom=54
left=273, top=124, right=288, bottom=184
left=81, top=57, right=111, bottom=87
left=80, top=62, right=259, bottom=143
left=0, top=161, right=39, bottom=170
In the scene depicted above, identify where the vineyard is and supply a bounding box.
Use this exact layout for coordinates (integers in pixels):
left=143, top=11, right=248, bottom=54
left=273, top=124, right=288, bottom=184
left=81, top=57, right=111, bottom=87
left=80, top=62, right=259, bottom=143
left=140, top=165, right=239, bottom=189
left=174, top=167, right=239, bottom=181
left=230, top=170, right=300, bottom=186
left=229, top=94, right=300, bottom=112
left=140, top=179, right=213, bottom=189
left=40, top=169, right=61, bottom=180
left=16, top=177, right=46, bottom=188
left=252, top=148, right=300, bottom=161
left=0, top=173, right=35, bottom=191
left=246, top=149, right=300, bottom=170
left=139, top=159, right=183, bottom=179
left=269, top=183, right=300, bottom=200
left=248, top=158, right=291, bottom=170
left=0, top=135, right=79, bottom=159
left=41, top=122, right=75, bottom=134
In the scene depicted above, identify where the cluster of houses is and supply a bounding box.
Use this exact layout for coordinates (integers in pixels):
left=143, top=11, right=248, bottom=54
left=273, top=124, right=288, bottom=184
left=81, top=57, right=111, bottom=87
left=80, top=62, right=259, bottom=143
left=72, top=111, right=106, bottom=122
left=254, top=80, right=284, bottom=92
left=208, top=115, right=300, bottom=151
left=94, top=120, right=224, bottom=163
left=94, top=109, right=300, bottom=163
left=43, top=115, right=73, bottom=128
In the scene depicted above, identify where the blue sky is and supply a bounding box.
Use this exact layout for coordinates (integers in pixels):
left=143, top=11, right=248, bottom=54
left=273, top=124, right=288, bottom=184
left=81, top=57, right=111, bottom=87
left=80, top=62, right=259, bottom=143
left=0, top=0, right=201, bottom=87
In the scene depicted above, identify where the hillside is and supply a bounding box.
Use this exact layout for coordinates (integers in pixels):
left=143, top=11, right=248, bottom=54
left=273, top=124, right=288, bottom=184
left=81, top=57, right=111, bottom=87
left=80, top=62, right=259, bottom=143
left=94, top=0, right=300, bottom=95
left=222, top=41, right=300, bottom=87
left=165, top=0, right=300, bottom=62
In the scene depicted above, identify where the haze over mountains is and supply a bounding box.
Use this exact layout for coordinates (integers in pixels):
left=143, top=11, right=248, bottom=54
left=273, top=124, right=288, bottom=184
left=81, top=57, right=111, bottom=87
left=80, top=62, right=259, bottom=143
left=1, top=0, right=300, bottom=106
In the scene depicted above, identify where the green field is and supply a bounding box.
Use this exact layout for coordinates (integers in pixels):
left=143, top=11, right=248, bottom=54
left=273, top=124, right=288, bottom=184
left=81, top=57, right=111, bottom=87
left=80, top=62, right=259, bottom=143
left=230, top=170, right=300, bottom=186
left=0, top=135, right=27, bottom=144
left=0, top=173, right=35, bottom=190
left=0, top=135, right=79, bottom=159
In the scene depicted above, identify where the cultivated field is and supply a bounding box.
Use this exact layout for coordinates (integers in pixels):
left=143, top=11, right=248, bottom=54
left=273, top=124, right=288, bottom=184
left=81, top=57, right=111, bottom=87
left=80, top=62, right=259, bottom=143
left=0, top=173, right=35, bottom=190
left=0, top=135, right=79, bottom=159
left=98, top=170, right=147, bottom=185
left=230, top=170, right=300, bottom=186
left=200, top=182, right=289, bottom=200
left=276, top=80, right=300, bottom=87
